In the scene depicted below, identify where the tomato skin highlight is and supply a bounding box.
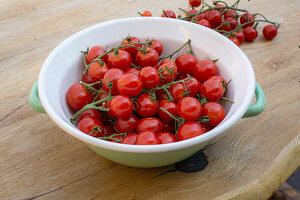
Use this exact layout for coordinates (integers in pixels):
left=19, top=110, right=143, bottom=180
left=157, top=132, right=177, bottom=144
left=135, top=131, right=159, bottom=145
left=177, top=97, right=202, bottom=121
left=66, top=83, right=93, bottom=111
left=78, top=117, right=104, bottom=137
left=137, top=117, right=163, bottom=134
left=177, top=121, right=204, bottom=141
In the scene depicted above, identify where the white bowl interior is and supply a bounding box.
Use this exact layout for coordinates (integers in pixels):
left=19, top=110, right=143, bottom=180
left=38, top=17, right=255, bottom=153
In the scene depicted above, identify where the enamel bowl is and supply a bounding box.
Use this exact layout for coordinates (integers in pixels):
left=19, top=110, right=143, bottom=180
left=29, top=17, right=265, bottom=168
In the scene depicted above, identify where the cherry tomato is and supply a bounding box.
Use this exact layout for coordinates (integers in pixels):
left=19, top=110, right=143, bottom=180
left=66, top=83, right=93, bottom=110
left=244, top=27, right=258, bottom=42
left=198, top=19, right=211, bottom=28
left=214, top=4, right=225, bottom=12
left=177, top=97, right=202, bottom=121
left=149, top=40, right=163, bottom=56
left=225, top=17, right=238, bottom=30
left=121, top=133, right=138, bottom=144
left=200, top=80, right=224, bottom=101
left=193, top=59, right=219, bottom=83
left=202, top=102, right=225, bottom=126
left=108, top=135, right=124, bottom=143
left=234, top=30, right=245, bottom=43
left=175, top=54, right=198, bottom=76
left=186, top=9, right=197, bottom=21
left=102, top=68, right=124, bottom=95
left=199, top=122, right=212, bottom=133
left=156, top=88, right=168, bottom=100
left=137, top=117, right=163, bottom=134
left=78, top=109, right=102, bottom=122
left=159, top=58, right=176, bottom=67
left=102, top=125, right=114, bottom=137
left=169, top=82, right=185, bottom=103
left=117, top=73, right=143, bottom=97
left=189, top=0, right=202, bottom=7
left=139, top=67, right=160, bottom=89
left=141, top=11, right=152, bottom=17
left=263, top=24, right=278, bottom=40
left=181, top=77, right=201, bottom=97
left=224, top=9, right=237, bottom=19
left=219, top=20, right=231, bottom=32
left=177, top=121, right=203, bottom=141
left=158, top=63, right=178, bottom=84
left=121, top=36, right=142, bottom=59
left=158, top=99, right=178, bottom=121
left=82, top=73, right=93, bottom=84
left=229, top=37, right=240, bottom=46
left=116, top=114, right=139, bottom=133
left=161, top=121, right=174, bottom=133
left=205, top=10, right=222, bottom=28
left=208, top=76, right=226, bottom=85
left=85, top=46, right=107, bottom=65
left=107, top=50, right=132, bottom=71
left=136, top=47, right=159, bottom=68
left=135, top=131, right=159, bottom=145
left=109, top=95, right=133, bottom=119
left=161, top=10, right=176, bottom=18
left=87, top=61, right=109, bottom=82
left=125, top=67, right=140, bottom=75
left=135, top=93, right=158, bottom=117
left=78, top=117, right=104, bottom=137
left=240, top=13, right=255, bottom=28
left=97, top=88, right=108, bottom=102
left=157, top=132, right=177, bottom=144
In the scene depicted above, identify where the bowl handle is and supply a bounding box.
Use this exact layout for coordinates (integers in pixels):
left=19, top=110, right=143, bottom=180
left=29, top=81, right=46, bottom=113
left=243, top=83, right=266, bottom=118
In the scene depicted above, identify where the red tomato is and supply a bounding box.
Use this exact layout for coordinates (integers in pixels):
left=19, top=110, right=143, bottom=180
left=186, top=9, right=197, bottom=21
left=202, top=102, right=225, bottom=126
left=135, top=131, right=159, bottom=145
left=97, top=88, right=108, bottom=102
left=205, top=10, right=222, bottom=27
left=229, top=37, right=240, bottom=46
left=149, top=40, right=163, bottom=56
left=198, top=19, right=211, bottom=28
left=177, top=121, right=203, bottom=141
left=240, top=13, right=255, bottom=28
left=169, top=82, right=185, bottom=103
left=102, top=125, right=114, bottom=137
left=102, top=68, right=124, bottom=95
left=189, top=0, right=202, bottom=7
left=82, top=73, right=93, bottom=84
left=87, top=62, right=109, bottom=82
left=125, top=68, right=140, bottom=75
left=66, top=83, right=93, bottom=110
left=78, top=117, right=104, bottom=137
left=159, top=59, right=176, bottom=66
left=224, top=9, right=237, bottom=19
left=175, top=54, right=198, bottom=76
left=109, top=95, right=133, bottom=119
left=263, top=24, right=278, bottom=40
left=158, top=63, right=178, bottom=84
left=225, top=17, right=238, bottom=30
left=208, top=76, right=226, bottom=85
left=117, top=73, right=143, bottom=97
left=161, top=10, right=176, bottom=18
left=116, top=114, right=139, bottom=133
left=244, top=27, right=258, bottom=42
left=199, top=122, right=212, bottom=133
left=78, top=109, right=102, bottom=122
left=214, top=4, right=225, bottom=12
left=156, top=88, right=168, bottom=100
left=193, top=60, right=219, bottom=83
left=234, top=30, right=245, bottom=43
left=136, top=47, right=159, bottom=68
left=139, top=67, right=160, bottom=89
left=219, top=20, right=231, bottom=32
left=181, top=77, right=201, bottom=97
left=177, top=97, right=202, bottom=121
left=142, top=11, right=152, bottom=17
left=135, top=93, right=158, bottom=117
left=121, top=133, right=138, bottom=144
left=200, top=80, right=224, bottom=101
left=137, top=117, right=163, bottom=134
left=157, top=132, right=177, bottom=144
left=158, top=99, right=178, bottom=121
left=121, top=36, right=142, bottom=59
left=161, top=121, right=174, bottom=133
left=85, top=46, right=107, bottom=65
left=107, top=50, right=132, bottom=71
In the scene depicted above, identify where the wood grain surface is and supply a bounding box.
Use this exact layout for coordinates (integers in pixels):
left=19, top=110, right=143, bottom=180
left=0, top=0, right=299, bottom=199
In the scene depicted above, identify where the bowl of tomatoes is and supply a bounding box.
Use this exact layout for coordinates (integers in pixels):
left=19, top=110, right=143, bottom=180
left=29, top=17, right=265, bottom=167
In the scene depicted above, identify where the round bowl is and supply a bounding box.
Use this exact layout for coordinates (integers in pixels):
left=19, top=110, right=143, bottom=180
left=30, top=17, right=265, bottom=168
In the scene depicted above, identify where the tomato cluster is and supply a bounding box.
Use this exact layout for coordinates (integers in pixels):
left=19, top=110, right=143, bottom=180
left=67, top=36, right=232, bottom=145
left=139, top=0, right=279, bottom=46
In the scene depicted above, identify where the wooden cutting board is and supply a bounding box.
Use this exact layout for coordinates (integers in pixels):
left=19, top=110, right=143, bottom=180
left=0, top=0, right=299, bottom=199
